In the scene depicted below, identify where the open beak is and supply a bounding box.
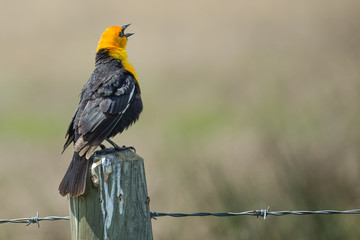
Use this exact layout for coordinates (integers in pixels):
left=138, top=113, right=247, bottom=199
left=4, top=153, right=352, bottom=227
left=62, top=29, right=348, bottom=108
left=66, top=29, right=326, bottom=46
left=121, top=24, right=134, bottom=38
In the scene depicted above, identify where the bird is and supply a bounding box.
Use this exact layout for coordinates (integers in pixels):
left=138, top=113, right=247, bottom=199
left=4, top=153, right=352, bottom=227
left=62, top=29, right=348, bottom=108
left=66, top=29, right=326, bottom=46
left=58, top=25, right=143, bottom=197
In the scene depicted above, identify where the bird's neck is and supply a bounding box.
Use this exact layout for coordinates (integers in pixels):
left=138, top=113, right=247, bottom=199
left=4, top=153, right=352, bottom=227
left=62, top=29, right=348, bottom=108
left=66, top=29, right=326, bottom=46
left=106, top=46, right=128, bottom=61
left=122, top=60, right=139, bottom=83
left=96, top=48, right=139, bottom=83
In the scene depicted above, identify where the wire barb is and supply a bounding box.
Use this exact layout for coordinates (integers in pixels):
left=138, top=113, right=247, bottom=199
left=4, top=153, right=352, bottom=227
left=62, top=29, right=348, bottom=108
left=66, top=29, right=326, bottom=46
left=26, top=212, right=40, bottom=227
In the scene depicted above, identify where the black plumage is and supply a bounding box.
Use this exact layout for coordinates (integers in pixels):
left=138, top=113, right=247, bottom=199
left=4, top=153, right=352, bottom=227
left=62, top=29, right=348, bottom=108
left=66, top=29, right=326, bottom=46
left=59, top=49, right=143, bottom=197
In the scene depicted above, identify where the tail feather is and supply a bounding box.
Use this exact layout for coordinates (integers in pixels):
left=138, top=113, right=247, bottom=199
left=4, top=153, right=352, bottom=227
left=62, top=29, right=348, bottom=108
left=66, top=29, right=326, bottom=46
left=59, top=152, right=89, bottom=197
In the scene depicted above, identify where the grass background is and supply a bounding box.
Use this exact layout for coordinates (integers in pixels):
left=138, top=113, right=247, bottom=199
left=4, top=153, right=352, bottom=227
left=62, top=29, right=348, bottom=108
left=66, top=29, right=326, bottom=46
left=0, top=0, right=359, bottom=239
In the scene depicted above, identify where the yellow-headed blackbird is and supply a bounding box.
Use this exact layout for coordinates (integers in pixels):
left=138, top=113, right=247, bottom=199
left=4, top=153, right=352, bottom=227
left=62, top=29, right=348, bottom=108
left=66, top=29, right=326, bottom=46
left=59, top=25, right=143, bottom=197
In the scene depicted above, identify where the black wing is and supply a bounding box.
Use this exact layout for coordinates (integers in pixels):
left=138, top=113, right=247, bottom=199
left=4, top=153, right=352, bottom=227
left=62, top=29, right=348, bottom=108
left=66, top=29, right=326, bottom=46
left=64, top=70, right=136, bottom=158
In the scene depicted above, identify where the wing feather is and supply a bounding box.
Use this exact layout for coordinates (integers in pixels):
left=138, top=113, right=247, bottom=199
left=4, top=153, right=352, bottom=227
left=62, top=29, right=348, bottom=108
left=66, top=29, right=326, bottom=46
left=75, top=74, right=136, bottom=152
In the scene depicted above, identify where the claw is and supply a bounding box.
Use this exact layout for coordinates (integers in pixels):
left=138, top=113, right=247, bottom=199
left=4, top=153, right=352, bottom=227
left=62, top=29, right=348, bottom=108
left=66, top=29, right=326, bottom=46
left=120, top=145, right=136, bottom=153
left=105, top=138, right=136, bottom=152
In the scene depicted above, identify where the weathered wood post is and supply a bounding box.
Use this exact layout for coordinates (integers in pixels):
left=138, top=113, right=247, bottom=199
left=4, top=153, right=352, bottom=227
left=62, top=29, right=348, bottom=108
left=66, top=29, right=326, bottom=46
left=68, top=149, right=153, bottom=240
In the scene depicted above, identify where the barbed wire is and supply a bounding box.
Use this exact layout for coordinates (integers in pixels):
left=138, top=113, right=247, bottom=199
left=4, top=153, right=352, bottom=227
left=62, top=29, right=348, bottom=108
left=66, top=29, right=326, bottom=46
left=1, top=209, right=360, bottom=227
left=150, top=208, right=360, bottom=220
left=0, top=212, right=69, bottom=227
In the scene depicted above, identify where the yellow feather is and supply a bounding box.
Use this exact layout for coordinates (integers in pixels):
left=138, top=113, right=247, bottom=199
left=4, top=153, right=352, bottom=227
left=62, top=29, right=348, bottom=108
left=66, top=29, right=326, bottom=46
left=122, top=60, right=139, bottom=83
left=96, top=26, right=139, bottom=83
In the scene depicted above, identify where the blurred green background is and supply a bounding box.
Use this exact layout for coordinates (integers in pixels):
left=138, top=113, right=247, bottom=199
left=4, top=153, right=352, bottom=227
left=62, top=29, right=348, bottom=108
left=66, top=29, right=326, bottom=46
left=0, top=0, right=360, bottom=239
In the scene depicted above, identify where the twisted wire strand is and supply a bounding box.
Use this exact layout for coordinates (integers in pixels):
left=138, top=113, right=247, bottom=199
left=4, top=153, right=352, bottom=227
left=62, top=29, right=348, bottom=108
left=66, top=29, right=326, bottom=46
left=0, top=212, right=70, bottom=227
left=150, top=209, right=360, bottom=220
left=1, top=209, right=360, bottom=226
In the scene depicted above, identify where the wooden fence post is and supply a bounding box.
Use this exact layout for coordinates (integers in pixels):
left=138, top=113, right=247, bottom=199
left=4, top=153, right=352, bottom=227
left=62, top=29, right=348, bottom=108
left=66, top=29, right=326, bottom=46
left=68, top=149, right=153, bottom=240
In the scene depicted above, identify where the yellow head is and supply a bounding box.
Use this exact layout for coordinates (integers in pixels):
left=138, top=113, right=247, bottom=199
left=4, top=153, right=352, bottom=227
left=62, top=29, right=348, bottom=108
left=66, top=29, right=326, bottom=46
left=96, top=25, right=134, bottom=61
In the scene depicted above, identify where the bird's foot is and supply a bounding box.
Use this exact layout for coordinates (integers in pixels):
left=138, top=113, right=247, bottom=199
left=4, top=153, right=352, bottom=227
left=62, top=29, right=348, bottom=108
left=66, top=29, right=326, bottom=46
left=105, top=138, right=136, bottom=152
left=116, top=145, right=136, bottom=153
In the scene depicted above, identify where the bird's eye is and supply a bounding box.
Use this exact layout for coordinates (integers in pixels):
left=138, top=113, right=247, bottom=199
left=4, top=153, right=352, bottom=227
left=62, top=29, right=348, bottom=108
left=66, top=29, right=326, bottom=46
left=119, top=31, right=125, bottom=38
